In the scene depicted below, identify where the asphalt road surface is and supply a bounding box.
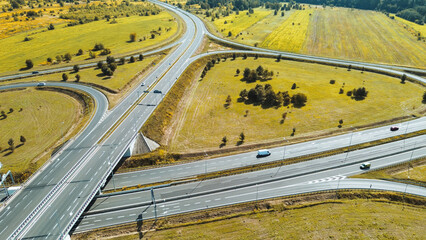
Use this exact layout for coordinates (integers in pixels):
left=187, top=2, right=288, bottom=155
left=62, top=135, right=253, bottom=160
left=105, top=117, right=426, bottom=190
left=0, top=1, right=207, bottom=239
left=0, top=1, right=424, bottom=239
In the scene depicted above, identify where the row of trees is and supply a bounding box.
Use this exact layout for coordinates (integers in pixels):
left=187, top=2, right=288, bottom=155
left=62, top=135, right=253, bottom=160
left=59, top=2, right=162, bottom=24
left=221, top=132, right=245, bottom=147
left=189, top=0, right=424, bottom=24
left=298, top=0, right=425, bottom=24
left=239, top=84, right=308, bottom=108
left=2, top=136, right=26, bottom=153
left=241, top=65, right=274, bottom=82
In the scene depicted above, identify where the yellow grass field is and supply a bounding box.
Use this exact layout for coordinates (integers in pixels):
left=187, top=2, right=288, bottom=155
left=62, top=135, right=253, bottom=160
left=206, top=7, right=425, bottom=68
left=232, top=9, right=296, bottom=47
left=0, top=88, right=82, bottom=173
left=212, top=8, right=272, bottom=39
left=261, top=9, right=313, bottom=52
left=0, top=6, right=69, bottom=39
left=303, top=8, right=426, bottom=68
left=0, top=11, right=178, bottom=75
left=109, top=199, right=425, bottom=240
left=25, top=54, right=162, bottom=92
left=169, top=58, right=425, bottom=152
left=394, top=15, right=426, bottom=38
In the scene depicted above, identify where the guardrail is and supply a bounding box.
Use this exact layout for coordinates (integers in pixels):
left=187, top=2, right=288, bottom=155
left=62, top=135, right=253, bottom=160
left=8, top=144, right=98, bottom=239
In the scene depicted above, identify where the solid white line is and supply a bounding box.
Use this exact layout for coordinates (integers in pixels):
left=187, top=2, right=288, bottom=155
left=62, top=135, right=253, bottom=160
left=23, top=200, right=33, bottom=209
left=0, top=225, right=7, bottom=234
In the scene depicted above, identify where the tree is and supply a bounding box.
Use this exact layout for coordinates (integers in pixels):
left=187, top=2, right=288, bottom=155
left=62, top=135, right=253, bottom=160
left=64, top=53, right=72, bottom=61
left=97, top=61, right=103, bottom=69
left=120, top=57, right=125, bottom=65
left=129, top=56, right=135, bottom=63
left=75, top=74, right=81, bottom=82
left=277, top=54, right=281, bottom=62
left=139, top=54, right=144, bottom=61
left=56, top=55, right=62, bottom=63
left=47, top=57, right=53, bottom=63
left=232, top=53, right=236, bottom=60
left=106, top=56, right=115, bottom=64
left=8, top=138, right=14, bottom=152
left=73, top=65, right=80, bottom=72
left=20, top=135, right=26, bottom=144
left=239, top=89, right=248, bottom=100
left=339, top=119, right=343, bottom=124
left=281, top=11, right=284, bottom=17
left=222, top=136, right=227, bottom=145
left=236, top=69, right=240, bottom=75
left=77, top=49, right=83, bottom=56
left=225, top=95, right=232, bottom=108
left=129, top=32, right=137, bottom=42
left=25, top=59, right=34, bottom=69
left=291, top=83, right=296, bottom=89
left=292, top=93, right=307, bottom=107
left=151, top=33, right=156, bottom=39
left=256, top=65, right=264, bottom=75
left=48, top=23, right=55, bottom=30
left=352, top=87, right=368, bottom=100
left=423, top=91, right=426, bottom=103
left=62, top=73, right=68, bottom=81
left=109, top=63, right=117, bottom=72
left=243, top=54, right=247, bottom=59
left=228, top=31, right=232, bottom=37
left=239, top=132, right=245, bottom=142
left=243, top=68, right=251, bottom=80
left=401, top=74, right=407, bottom=84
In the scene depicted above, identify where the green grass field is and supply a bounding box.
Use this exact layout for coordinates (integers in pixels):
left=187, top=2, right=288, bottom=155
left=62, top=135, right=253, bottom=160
left=0, top=11, right=178, bottom=75
left=0, top=88, right=82, bottom=173
left=168, top=58, right=425, bottom=152
left=108, top=199, right=425, bottom=240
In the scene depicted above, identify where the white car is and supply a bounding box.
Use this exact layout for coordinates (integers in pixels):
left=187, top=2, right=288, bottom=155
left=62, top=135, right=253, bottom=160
left=360, top=162, right=371, bottom=169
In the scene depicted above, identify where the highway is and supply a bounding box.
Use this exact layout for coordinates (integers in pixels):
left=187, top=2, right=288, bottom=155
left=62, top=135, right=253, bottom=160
left=76, top=179, right=426, bottom=232
left=0, top=1, right=206, bottom=239
left=0, top=34, right=182, bottom=82
left=204, top=25, right=426, bottom=76
left=105, top=118, right=426, bottom=190
left=0, top=0, right=424, bottom=239
left=76, top=135, right=426, bottom=232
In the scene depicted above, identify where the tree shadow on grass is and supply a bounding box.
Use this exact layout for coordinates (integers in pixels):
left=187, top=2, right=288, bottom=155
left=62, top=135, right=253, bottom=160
left=19, top=66, right=32, bottom=71
left=236, top=141, right=243, bottom=146
left=3, top=151, right=13, bottom=157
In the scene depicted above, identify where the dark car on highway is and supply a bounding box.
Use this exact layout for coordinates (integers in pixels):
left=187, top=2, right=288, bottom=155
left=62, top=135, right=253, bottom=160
left=390, top=126, right=399, bottom=131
